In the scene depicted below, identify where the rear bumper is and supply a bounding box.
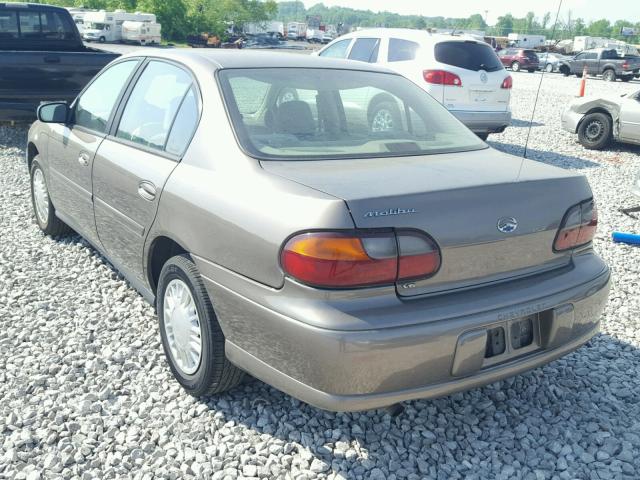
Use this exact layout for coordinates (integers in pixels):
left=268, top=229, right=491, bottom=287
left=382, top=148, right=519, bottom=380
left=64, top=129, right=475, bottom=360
left=450, top=109, right=512, bottom=134
left=561, top=108, right=584, bottom=134
left=197, top=252, right=610, bottom=411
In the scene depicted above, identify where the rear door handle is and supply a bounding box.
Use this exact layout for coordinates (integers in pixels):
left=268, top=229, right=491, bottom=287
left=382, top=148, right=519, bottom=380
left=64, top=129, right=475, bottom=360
left=138, top=181, right=156, bottom=201
left=78, top=152, right=90, bottom=166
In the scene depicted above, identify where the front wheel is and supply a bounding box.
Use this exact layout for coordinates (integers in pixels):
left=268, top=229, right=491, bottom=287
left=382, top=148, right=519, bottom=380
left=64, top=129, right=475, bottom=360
left=157, top=254, right=244, bottom=397
left=30, top=159, right=71, bottom=237
left=602, top=69, right=616, bottom=82
left=577, top=112, right=612, bottom=150
left=545, top=63, right=554, bottom=73
left=511, top=61, right=520, bottom=72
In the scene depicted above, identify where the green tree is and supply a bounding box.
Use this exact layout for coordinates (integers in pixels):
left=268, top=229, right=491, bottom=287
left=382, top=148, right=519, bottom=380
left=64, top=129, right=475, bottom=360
left=493, top=14, right=514, bottom=35
left=587, top=19, right=612, bottom=37
left=137, top=0, right=188, bottom=40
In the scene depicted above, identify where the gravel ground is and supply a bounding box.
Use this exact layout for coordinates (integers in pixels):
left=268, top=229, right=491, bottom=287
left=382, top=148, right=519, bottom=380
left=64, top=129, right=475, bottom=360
left=1, top=71, right=640, bottom=480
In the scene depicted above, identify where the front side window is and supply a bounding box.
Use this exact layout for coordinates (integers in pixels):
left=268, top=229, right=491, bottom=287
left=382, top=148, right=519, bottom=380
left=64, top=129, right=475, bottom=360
left=348, top=38, right=380, bottom=63
left=74, top=60, right=138, bottom=133
left=218, top=68, right=485, bottom=161
left=388, top=38, right=420, bottom=62
left=319, top=39, right=351, bottom=59
left=435, top=41, right=503, bottom=72
left=116, top=61, right=192, bottom=150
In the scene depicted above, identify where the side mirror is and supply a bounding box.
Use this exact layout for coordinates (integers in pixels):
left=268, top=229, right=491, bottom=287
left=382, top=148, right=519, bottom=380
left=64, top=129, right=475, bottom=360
left=37, top=102, right=69, bottom=123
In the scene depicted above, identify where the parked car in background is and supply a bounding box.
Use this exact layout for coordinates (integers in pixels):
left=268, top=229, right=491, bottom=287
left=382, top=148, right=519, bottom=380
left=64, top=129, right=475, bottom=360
left=497, top=48, right=540, bottom=72
left=538, top=52, right=569, bottom=73
left=317, top=29, right=512, bottom=139
left=562, top=90, right=640, bottom=149
left=0, top=3, right=119, bottom=121
left=28, top=50, right=609, bottom=411
left=121, top=20, right=161, bottom=45
left=559, top=49, right=640, bottom=82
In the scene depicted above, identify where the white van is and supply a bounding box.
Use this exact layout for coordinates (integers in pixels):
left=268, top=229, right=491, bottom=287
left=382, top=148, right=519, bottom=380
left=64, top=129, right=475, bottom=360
left=122, top=20, right=161, bottom=45
left=317, top=28, right=512, bottom=139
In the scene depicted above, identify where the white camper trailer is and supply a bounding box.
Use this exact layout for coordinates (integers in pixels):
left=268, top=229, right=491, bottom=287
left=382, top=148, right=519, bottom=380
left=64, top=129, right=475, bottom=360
left=122, top=20, right=161, bottom=44
left=83, top=10, right=156, bottom=43
left=66, top=8, right=91, bottom=35
left=507, top=33, right=546, bottom=49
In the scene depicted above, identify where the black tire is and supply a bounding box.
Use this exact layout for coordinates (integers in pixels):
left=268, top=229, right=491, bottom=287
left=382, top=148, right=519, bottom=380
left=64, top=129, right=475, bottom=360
left=157, top=254, right=244, bottom=397
left=30, top=159, right=72, bottom=237
left=577, top=112, right=612, bottom=150
left=99, top=36, right=106, bottom=43
left=527, top=69, right=536, bottom=73
left=621, top=76, right=631, bottom=82
left=475, top=132, right=489, bottom=141
left=511, top=61, right=520, bottom=72
left=560, top=65, right=570, bottom=76
left=368, top=100, right=402, bottom=133
left=575, top=72, right=583, bottom=78
left=602, top=69, right=616, bottom=82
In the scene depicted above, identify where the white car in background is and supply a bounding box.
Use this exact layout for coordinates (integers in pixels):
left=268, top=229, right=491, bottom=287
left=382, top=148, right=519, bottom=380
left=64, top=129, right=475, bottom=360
left=317, top=28, right=512, bottom=139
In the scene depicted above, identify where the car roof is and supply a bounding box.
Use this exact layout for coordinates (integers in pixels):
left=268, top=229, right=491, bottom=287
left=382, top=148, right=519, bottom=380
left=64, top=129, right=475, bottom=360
left=0, top=2, right=68, bottom=11
left=118, top=49, right=398, bottom=74
left=338, top=28, right=481, bottom=44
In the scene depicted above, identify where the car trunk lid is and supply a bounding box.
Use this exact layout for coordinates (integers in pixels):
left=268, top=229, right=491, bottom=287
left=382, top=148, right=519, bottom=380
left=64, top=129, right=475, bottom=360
left=261, top=148, right=593, bottom=297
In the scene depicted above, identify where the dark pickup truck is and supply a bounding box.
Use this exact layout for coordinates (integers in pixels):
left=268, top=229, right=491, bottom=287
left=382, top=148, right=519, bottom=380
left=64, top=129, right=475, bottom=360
left=559, top=48, right=640, bottom=82
left=0, top=3, right=119, bottom=121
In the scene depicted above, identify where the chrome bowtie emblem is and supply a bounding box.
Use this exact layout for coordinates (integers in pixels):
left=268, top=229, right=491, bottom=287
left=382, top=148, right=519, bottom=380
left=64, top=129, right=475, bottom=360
left=497, top=216, right=518, bottom=233
left=480, top=72, right=488, bottom=83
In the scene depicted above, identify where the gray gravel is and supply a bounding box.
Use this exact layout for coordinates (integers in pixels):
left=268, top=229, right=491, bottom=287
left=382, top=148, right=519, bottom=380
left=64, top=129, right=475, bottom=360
left=1, top=71, right=640, bottom=480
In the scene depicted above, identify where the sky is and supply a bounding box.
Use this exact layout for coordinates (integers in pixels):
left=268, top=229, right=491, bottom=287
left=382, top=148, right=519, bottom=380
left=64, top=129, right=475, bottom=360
left=299, top=0, right=638, bottom=25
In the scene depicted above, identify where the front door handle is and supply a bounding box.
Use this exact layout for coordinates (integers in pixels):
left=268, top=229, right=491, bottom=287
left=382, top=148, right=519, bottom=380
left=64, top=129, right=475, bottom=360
left=137, top=181, right=156, bottom=201
left=78, top=152, right=90, bottom=166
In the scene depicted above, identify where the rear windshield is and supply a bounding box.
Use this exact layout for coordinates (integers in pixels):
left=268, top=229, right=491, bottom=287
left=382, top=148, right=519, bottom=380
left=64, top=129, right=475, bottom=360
left=522, top=50, right=538, bottom=59
left=218, top=68, right=486, bottom=161
left=0, top=8, right=76, bottom=40
left=435, top=41, right=503, bottom=72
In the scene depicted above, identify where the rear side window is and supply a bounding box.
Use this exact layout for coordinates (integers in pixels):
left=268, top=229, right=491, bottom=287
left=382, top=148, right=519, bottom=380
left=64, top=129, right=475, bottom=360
left=18, top=11, right=41, bottom=38
left=116, top=61, right=193, bottom=150
left=319, top=39, right=351, bottom=59
left=165, top=88, right=199, bottom=156
left=435, top=41, right=503, bottom=72
left=40, top=11, right=76, bottom=40
left=74, top=60, right=139, bottom=133
left=388, top=38, right=419, bottom=62
left=0, top=11, right=18, bottom=38
left=348, top=38, right=380, bottom=63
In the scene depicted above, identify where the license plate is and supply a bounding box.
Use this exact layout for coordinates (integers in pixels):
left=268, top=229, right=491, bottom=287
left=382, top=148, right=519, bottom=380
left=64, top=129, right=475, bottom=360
left=470, top=90, right=492, bottom=103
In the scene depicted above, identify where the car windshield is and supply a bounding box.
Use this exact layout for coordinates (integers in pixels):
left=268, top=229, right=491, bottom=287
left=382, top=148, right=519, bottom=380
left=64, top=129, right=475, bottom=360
left=218, top=68, right=486, bottom=160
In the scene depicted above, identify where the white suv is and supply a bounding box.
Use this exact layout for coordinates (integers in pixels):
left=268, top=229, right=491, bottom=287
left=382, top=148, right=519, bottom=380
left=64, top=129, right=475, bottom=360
left=317, top=28, right=512, bottom=139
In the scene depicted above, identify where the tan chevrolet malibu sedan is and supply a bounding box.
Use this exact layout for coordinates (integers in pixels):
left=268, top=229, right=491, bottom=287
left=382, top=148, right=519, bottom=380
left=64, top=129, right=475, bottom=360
left=27, top=50, right=610, bottom=411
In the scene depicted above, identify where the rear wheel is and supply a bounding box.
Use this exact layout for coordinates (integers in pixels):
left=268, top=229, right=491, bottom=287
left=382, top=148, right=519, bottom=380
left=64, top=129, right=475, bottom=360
left=577, top=112, right=612, bottom=150
left=560, top=65, right=570, bottom=76
left=99, top=36, right=106, bottom=43
left=368, top=100, right=402, bottom=133
left=157, top=254, right=244, bottom=397
left=602, top=69, right=616, bottom=82
left=511, top=61, right=520, bottom=72
left=30, top=159, right=72, bottom=237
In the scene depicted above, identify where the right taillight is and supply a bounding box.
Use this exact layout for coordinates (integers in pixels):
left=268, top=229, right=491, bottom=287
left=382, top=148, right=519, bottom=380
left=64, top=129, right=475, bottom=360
left=554, top=199, right=598, bottom=252
left=423, top=70, right=462, bottom=87
left=281, top=230, right=440, bottom=288
left=501, top=75, right=513, bottom=89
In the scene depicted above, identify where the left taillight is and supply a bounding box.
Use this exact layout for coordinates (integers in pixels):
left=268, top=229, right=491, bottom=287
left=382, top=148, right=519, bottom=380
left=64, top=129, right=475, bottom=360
left=281, top=230, right=440, bottom=288
left=554, top=199, right=598, bottom=252
left=423, top=70, right=462, bottom=87
left=501, top=75, right=513, bottom=89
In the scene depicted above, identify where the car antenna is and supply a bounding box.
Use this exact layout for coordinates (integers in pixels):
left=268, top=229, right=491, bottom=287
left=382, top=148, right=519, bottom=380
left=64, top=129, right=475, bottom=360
left=523, top=0, right=563, bottom=159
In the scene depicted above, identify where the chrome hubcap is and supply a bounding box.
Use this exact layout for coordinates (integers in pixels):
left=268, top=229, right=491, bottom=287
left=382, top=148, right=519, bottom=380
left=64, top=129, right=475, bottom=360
left=371, top=109, right=394, bottom=132
left=32, top=168, right=49, bottom=223
left=163, top=279, right=202, bottom=375
left=585, top=121, right=604, bottom=141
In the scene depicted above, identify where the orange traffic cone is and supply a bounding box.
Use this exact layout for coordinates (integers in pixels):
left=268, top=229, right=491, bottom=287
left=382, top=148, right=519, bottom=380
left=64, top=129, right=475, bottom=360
left=578, top=65, right=587, bottom=97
